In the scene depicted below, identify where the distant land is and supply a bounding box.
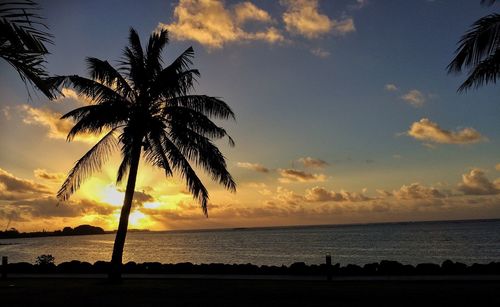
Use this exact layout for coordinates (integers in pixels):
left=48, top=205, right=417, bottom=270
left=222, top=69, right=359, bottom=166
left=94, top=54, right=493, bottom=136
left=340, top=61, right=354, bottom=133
left=0, top=225, right=106, bottom=239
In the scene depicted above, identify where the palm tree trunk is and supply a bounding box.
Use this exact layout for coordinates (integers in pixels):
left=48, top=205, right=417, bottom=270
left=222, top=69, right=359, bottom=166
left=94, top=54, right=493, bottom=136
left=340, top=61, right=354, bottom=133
left=109, top=142, right=141, bottom=281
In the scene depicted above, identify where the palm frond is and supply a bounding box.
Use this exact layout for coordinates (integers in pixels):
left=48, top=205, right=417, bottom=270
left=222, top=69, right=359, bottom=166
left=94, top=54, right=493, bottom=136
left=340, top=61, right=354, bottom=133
left=161, top=132, right=210, bottom=216
left=145, top=29, right=169, bottom=76
left=169, top=127, right=236, bottom=192
left=47, top=75, right=127, bottom=104
left=121, top=29, right=146, bottom=92
left=448, top=13, right=500, bottom=73
left=458, top=48, right=500, bottom=91
left=86, top=57, right=132, bottom=98
left=168, top=95, right=235, bottom=120
left=0, top=0, right=55, bottom=98
left=481, top=0, right=497, bottom=6
left=57, top=129, right=118, bottom=201
left=61, top=101, right=128, bottom=141
left=143, top=131, right=173, bottom=178
left=164, top=106, right=235, bottom=145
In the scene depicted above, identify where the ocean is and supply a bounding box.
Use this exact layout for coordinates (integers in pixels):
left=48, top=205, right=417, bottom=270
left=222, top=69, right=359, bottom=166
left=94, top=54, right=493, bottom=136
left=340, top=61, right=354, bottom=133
left=1, top=219, right=499, bottom=266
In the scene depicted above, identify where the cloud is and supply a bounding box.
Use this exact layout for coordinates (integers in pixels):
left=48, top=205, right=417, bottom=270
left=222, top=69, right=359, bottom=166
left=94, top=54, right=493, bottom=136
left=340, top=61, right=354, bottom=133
left=281, top=0, right=355, bottom=38
left=407, top=118, right=486, bottom=145
left=234, top=1, right=272, bottom=24
left=132, top=190, right=155, bottom=208
left=20, top=105, right=101, bottom=143
left=0, top=168, right=51, bottom=201
left=310, top=47, right=330, bottom=58
left=393, top=183, right=445, bottom=200
left=56, top=88, right=91, bottom=105
left=278, top=168, right=326, bottom=183
left=158, top=0, right=284, bottom=49
left=298, top=157, right=329, bottom=168
left=401, top=89, right=426, bottom=107
left=273, top=186, right=305, bottom=205
left=305, top=186, right=371, bottom=202
left=458, top=169, right=500, bottom=195
left=2, top=106, right=11, bottom=119
left=0, top=197, right=116, bottom=221
left=33, top=169, right=65, bottom=181
left=385, top=84, right=398, bottom=92
left=236, top=162, right=270, bottom=173
left=349, top=0, right=368, bottom=10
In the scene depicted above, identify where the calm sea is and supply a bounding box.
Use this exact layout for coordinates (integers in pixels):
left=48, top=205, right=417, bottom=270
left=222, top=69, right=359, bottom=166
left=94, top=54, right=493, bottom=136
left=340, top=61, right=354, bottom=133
left=1, top=219, right=499, bottom=266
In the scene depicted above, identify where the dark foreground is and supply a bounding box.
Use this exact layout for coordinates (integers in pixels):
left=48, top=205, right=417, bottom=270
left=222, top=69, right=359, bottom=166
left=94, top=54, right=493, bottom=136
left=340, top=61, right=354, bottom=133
left=1, top=278, right=499, bottom=307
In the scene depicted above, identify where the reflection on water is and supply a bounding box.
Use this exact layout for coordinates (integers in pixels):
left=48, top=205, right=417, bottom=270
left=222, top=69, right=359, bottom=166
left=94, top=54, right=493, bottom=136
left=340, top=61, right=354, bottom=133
left=1, top=219, right=499, bottom=265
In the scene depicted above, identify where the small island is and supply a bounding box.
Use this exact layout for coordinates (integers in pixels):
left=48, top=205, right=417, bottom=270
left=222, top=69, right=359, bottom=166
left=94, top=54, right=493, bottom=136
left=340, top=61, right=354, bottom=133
left=0, top=225, right=106, bottom=239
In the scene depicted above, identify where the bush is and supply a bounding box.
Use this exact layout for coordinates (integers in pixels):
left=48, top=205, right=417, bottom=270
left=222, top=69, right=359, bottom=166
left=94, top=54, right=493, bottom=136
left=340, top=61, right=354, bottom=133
left=35, top=254, right=55, bottom=266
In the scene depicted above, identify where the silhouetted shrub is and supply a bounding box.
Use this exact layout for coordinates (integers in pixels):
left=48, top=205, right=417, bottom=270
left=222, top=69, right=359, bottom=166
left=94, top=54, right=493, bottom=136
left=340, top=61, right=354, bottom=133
left=289, top=262, right=308, bottom=275
left=8, top=262, right=34, bottom=273
left=35, top=255, right=55, bottom=273
left=35, top=254, right=55, bottom=266
left=93, top=261, right=110, bottom=273
left=416, top=263, right=440, bottom=275
left=341, top=264, right=363, bottom=275
left=56, top=260, right=92, bottom=273
left=363, top=263, right=378, bottom=275
left=123, top=261, right=138, bottom=273
left=378, top=260, right=405, bottom=275
left=441, top=260, right=467, bottom=275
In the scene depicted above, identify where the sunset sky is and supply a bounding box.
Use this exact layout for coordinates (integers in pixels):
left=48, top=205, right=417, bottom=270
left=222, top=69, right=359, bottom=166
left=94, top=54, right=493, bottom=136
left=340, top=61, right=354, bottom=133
left=1, top=0, right=500, bottom=232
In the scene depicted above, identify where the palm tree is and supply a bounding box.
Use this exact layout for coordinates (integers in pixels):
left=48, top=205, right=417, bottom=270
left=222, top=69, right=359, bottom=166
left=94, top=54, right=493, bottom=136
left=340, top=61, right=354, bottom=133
left=49, top=28, right=236, bottom=280
left=448, top=0, right=500, bottom=92
left=0, top=0, right=55, bottom=98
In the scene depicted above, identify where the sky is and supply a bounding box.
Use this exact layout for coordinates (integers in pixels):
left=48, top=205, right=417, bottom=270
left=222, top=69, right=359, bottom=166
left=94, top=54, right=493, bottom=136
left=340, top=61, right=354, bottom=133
left=1, top=0, right=500, bottom=232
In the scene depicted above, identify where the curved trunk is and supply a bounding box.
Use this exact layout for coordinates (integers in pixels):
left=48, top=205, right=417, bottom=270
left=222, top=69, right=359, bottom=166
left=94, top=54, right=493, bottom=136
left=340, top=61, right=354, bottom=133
left=109, top=142, right=141, bottom=281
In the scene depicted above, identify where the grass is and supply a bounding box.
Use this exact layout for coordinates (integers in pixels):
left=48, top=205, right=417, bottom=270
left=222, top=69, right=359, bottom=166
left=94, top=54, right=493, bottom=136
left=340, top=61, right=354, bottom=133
left=1, top=278, right=500, bottom=306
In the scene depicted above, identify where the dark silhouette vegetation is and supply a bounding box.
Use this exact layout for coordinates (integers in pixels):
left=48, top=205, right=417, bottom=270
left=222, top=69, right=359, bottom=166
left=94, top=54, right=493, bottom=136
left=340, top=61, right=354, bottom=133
left=3, top=259, right=500, bottom=276
left=0, top=225, right=105, bottom=239
left=448, top=0, right=500, bottom=91
left=0, top=0, right=56, bottom=98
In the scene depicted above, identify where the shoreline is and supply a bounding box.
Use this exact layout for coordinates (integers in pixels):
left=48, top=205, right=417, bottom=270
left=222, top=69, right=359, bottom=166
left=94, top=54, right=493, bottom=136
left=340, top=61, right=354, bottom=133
left=1, top=217, right=499, bottom=238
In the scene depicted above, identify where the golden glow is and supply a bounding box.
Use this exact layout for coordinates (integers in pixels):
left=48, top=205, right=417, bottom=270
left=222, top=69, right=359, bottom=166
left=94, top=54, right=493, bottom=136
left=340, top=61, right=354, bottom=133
left=143, top=201, right=162, bottom=209
left=111, top=210, right=154, bottom=229
left=99, top=185, right=125, bottom=207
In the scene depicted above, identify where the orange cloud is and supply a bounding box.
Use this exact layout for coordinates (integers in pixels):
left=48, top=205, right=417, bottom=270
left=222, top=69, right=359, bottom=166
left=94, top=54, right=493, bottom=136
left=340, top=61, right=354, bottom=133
left=278, top=168, right=326, bottom=183
left=458, top=169, right=500, bottom=195
left=298, top=156, right=328, bottom=168
left=393, top=183, right=445, bottom=200
left=20, top=105, right=102, bottom=143
left=281, top=0, right=355, bottom=38
left=34, top=169, right=65, bottom=181
left=234, top=1, right=272, bottom=24
left=305, top=186, right=371, bottom=202
left=158, top=0, right=284, bottom=49
left=401, top=89, right=426, bottom=107
left=0, top=167, right=51, bottom=200
left=407, top=118, right=486, bottom=145
left=236, top=162, right=270, bottom=173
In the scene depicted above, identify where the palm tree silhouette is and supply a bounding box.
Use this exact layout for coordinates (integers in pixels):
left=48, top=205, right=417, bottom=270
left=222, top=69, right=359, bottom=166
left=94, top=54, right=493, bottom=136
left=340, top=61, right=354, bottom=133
left=448, top=0, right=500, bottom=91
left=49, top=28, right=236, bottom=280
left=0, top=0, right=55, bottom=98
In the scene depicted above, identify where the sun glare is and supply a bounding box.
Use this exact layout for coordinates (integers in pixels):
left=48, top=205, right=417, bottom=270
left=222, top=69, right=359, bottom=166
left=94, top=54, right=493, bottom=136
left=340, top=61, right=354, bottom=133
left=99, top=185, right=125, bottom=206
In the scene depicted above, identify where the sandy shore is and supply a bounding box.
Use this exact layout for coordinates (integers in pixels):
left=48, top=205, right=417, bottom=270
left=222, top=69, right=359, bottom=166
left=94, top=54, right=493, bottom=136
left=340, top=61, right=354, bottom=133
left=1, top=278, right=499, bottom=306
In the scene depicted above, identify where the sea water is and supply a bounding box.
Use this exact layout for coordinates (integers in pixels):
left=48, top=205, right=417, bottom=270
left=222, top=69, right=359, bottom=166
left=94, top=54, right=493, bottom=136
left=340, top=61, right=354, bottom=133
left=1, top=219, right=499, bottom=265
